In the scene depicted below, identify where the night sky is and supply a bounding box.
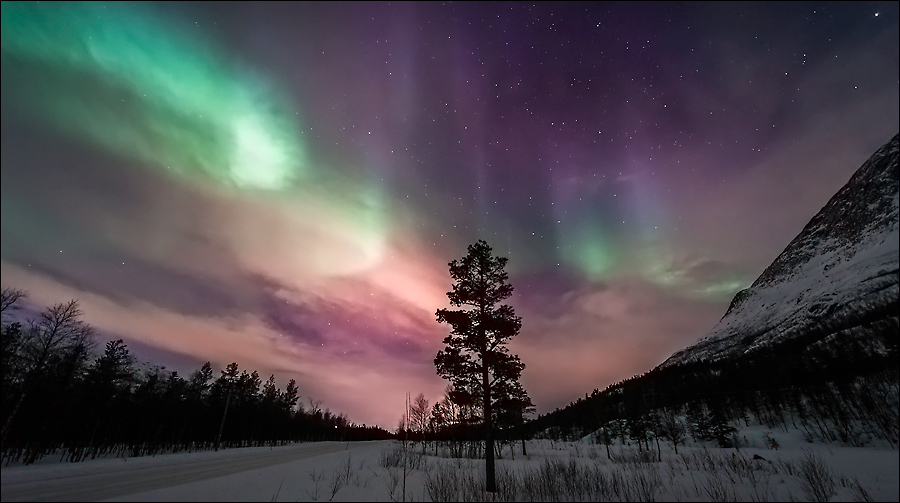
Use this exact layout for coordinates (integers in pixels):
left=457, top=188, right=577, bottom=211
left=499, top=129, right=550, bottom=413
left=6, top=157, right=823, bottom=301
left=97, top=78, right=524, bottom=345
left=2, top=1, right=898, bottom=428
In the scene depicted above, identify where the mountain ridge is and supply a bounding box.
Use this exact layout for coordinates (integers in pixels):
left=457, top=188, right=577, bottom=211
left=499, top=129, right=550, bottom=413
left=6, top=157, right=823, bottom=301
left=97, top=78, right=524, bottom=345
left=661, top=133, right=899, bottom=368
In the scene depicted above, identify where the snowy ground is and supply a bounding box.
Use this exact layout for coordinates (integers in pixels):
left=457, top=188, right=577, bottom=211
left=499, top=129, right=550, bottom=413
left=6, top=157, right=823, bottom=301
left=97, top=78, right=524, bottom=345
left=1, top=424, right=897, bottom=501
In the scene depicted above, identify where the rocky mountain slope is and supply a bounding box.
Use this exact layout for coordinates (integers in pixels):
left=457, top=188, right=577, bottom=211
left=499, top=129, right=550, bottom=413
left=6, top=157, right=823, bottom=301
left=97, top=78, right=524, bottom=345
left=661, top=133, right=899, bottom=368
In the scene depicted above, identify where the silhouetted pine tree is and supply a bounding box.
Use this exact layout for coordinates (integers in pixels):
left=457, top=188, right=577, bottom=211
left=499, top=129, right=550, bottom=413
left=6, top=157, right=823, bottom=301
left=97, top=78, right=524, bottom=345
left=435, top=240, right=527, bottom=493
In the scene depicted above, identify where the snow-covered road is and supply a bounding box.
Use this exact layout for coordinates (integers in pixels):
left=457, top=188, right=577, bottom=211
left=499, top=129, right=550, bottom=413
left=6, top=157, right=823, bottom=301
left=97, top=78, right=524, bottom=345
left=1, top=441, right=371, bottom=502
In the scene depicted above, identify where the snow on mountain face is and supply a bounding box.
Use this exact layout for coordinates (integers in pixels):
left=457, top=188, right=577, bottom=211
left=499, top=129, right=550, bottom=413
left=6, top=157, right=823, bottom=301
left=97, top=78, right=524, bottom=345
left=661, top=133, right=899, bottom=368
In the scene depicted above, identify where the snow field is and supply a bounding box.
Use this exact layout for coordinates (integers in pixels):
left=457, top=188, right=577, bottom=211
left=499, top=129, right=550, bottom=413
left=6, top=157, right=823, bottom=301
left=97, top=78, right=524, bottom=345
left=105, top=424, right=896, bottom=501
left=2, top=420, right=895, bottom=501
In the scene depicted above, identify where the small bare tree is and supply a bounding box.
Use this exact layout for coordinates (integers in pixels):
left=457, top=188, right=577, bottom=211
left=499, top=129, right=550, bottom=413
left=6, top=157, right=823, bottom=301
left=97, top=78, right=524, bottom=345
left=659, top=408, right=687, bottom=455
left=409, top=393, right=430, bottom=452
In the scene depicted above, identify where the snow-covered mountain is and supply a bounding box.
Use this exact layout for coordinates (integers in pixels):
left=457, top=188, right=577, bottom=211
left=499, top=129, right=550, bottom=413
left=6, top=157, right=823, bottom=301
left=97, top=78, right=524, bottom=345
left=661, top=133, right=899, bottom=368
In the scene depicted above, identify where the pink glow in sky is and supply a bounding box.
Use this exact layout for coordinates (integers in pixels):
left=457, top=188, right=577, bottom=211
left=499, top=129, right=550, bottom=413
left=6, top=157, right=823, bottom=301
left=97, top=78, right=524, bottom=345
left=2, top=2, right=897, bottom=427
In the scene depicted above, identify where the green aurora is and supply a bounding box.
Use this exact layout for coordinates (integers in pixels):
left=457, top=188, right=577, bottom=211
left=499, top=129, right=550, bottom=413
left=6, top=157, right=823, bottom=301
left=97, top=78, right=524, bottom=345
left=1, top=1, right=305, bottom=190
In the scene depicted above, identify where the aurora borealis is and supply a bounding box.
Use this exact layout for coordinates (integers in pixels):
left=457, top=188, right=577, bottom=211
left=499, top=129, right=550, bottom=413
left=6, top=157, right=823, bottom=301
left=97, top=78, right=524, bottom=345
left=2, top=1, right=898, bottom=428
left=2, top=2, right=305, bottom=190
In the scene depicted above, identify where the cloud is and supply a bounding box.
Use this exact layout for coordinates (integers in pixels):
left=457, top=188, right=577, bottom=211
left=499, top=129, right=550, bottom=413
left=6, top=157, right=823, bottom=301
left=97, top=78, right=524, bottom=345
left=513, top=277, right=726, bottom=412
left=253, top=273, right=442, bottom=361
left=0, top=259, right=448, bottom=428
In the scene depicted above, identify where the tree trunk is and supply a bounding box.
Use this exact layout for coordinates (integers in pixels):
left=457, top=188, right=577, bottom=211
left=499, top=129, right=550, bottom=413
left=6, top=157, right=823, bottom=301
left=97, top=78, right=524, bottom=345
left=483, top=355, right=495, bottom=493
left=215, top=389, right=232, bottom=451
left=0, top=390, right=26, bottom=450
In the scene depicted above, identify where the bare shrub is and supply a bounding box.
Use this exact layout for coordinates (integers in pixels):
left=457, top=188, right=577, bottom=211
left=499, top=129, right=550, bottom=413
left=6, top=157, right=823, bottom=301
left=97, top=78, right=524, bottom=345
left=622, top=465, right=662, bottom=502
left=797, top=449, right=837, bottom=502
left=610, top=446, right=656, bottom=465
left=381, top=466, right=402, bottom=502
left=747, top=471, right=774, bottom=502
left=848, top=476, right=873, bottom=502
left=306, top=468, right=324, bottom=501
left=515, top=463, right=545, bottom=501
left=327, top=469, right=345, bottom=501
left=494, top=465, right=520, bottom=502
left=406, top=447, right=425, bottom=469
left=379, top=444, right=404, bottom=467
left=327, top=453, right=353, bottom=501
left=457, top=465, right=486, bottom=502
left=424, top=462, right=461, bottom=502
left=270, top=479, right=284, bottom=502
left=702, top=470, right=739, bottom=502
left=776, top=458, right=798, bottom=476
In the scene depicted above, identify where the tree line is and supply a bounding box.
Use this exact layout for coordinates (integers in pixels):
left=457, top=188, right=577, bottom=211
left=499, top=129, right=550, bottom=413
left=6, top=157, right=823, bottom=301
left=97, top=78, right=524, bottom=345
left=0, top=287, right=391, bottom=466
left=524, top=305, right=898, bottom=451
